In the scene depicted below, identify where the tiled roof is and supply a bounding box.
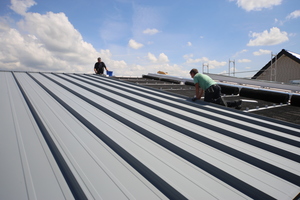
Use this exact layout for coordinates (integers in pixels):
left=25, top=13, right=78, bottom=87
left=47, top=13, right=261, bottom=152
left=1, top=71, right=300, bottom=199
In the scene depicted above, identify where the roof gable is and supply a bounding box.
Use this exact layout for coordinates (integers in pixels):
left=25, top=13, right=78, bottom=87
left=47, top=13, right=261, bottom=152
left=252, top=49, right=300, bottom=79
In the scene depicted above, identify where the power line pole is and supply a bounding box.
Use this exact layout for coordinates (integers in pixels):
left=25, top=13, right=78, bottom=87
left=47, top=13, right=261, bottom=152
left=229, top=59, right=235, bottom=76
left=202, top=63, right=209, bottom=73
left=271, top=52, right=277, bottom=82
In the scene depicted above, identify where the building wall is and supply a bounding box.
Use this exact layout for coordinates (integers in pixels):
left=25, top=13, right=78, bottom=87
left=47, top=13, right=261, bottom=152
left=256, top=55, right=300, bottom=83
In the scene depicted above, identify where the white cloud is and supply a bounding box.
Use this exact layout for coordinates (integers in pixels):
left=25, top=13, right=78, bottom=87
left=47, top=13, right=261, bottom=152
left=0, top=17, right=11, bottom=32
left=158, top=53, right=169, bottom=63
left=10, top=0, right=37, bottom=15
left=128, top=39, right=144, bottom=49
left=183, top=54, right=193, bottom=59
left=144, top=62, right=189, bottom=77
left=233, top=49, right=248, bottom=57
left=237, top=59, right=251, bottom=63
left=184, top=56, right=226, bottom=69
left=253, top=49, right=271, bottom=56
left=274, top=18, right=284, bottom=26
left=143, top=28, right=159, bottom=35
left=18, top=12, right=94, bottom=54
left=147, top=52, right=157, bottom=62
left=232, top=0, right=282, bottom=11
left=0, top=0, right=192, bottom=77
left=187, top=42, right=192, bottom=46
left=247, top=27, right=288, bottom=46
left=185, top=58, right=203, bottom=64
left=147, top=52, right=169, bottom=63
left=0, top=2, right=129, bottom=74
left=286, top=10, right=300, bottom=20
left=274, top=10, right=300, bottom=26
left=0, top=27, right=80, bottom=72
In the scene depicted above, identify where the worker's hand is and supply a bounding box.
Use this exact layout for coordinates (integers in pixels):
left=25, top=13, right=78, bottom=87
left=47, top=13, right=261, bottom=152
left=192, top=97, right=197, bottom=102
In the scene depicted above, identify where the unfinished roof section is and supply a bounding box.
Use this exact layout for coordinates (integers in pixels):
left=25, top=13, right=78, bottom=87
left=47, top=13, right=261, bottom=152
left=1, top=71, right=300, bottom=200
left=145, top=72, right=300, bottom=94
left=252, top=49, right=300, bottom=83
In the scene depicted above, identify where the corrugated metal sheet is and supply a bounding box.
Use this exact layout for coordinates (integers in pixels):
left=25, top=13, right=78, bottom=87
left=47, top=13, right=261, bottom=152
left=1, top=71, right=300, bottom=200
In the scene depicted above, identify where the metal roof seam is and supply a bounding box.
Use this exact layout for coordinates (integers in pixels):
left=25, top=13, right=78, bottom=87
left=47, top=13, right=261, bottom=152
left=13, top=72, right=87, bottom=200
left=56, top=74, right=300, bottom=183
left=2, top=71, right=299, bottom=199
left=111, top=74, right=300, bottom=128
left=41, top=73, right=291, bottom=199
left=35, top=72, right=187, bottom=200
left=88, top=74, right=188, bottom=97
left=86, top=73, right=300, bottom=131
left=70, top=74, right=300, bottom=150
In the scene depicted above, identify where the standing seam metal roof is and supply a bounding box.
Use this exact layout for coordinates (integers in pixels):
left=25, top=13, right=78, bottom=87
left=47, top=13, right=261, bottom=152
left=1, top=71, right=300, bottom=200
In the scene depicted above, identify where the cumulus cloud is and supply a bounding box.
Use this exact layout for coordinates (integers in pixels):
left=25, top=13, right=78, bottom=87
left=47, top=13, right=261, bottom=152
left=0, top=28, right=68, bottom=71
left=184, top=56, right=226, bottom=69
left=128, top=39, right=144, bottom=49
left=0, top=0, right=129, bottom=74
left=158, top=53, right=169, bottom=63
left=0, top=23, right=107, bottom=72
left=247, top=27, right=288, bottom=46
left=0, top=0, right=190, bottom=77
left=253, top=49, right=271, bottom=56
left=10, top=0, right=37, bottom=15
left=276, top=10, right=300, bottom=25
left=233, top=49, right=248, bottom=57
left=237, top=59, right=251, bottom=63
left=147, top=52, right=157, bottom=62
left=18, top=12, right=94, bottom=54
left=183, top=54, right=193, bottom=59
left=231, top=0, right=282, bottom=11
left=147, top=52, right=169, bottom=63
left=286, top=10, right=300, bottom=20
left=187, top=42, right=192, bottom=46
left=143, top=28, right=159, bottom=35
left=142, top=62, right=189, bottom=77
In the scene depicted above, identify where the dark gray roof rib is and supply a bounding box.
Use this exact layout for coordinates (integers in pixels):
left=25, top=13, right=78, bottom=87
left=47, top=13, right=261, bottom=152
left=1, top=71, right=300, bottom=199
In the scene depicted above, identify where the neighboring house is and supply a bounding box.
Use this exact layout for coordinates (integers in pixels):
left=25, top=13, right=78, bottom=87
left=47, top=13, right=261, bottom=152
left=252, top=49, right=300, bottom=84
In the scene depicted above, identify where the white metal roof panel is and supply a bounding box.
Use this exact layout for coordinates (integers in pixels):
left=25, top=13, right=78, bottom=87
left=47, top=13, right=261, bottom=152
left=14, top=72, right=167, bottom=199
left=288, top=50, right=300, bottom=60
left=0, top=72, right=74, bottom=200
left=1, top=71, right=300, bottom=200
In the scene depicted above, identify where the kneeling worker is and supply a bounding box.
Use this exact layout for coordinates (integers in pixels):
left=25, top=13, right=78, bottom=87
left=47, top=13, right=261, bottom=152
left=189, top=68, right=242, bottom=109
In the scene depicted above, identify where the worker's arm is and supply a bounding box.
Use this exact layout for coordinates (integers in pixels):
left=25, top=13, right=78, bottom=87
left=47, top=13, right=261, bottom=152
left=103, top=62, right=108, bottom=71
left=94, top=63, right=98, bottom=74
left=195, top=83, right=203, bottom=100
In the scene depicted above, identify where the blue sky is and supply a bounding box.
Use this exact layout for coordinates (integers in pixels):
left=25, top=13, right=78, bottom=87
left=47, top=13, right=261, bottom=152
left=0, top=0, right=299, bottom=78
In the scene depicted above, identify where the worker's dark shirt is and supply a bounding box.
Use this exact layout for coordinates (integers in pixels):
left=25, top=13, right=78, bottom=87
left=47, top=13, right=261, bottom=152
left=94, top=62, right=107, bottom=74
